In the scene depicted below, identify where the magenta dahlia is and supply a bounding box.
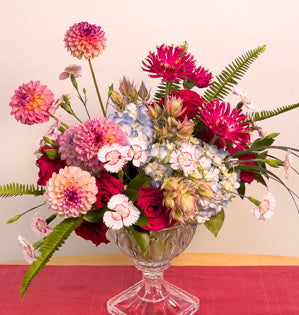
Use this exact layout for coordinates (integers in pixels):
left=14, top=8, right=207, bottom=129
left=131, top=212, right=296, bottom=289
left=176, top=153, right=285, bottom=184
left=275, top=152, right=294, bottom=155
left=142, top=44, right=196, bottom=82
left=64, top=22, right=107, bottom=60
left=9, top=81, right=54, bottom=125
left=199, top=99, right=251, bottom=149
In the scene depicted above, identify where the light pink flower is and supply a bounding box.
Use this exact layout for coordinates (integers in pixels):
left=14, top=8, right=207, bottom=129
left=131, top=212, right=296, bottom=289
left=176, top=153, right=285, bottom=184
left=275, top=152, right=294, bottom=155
left=31, top=213, right=53, bottom=236
left=64, top=22, right=107, bottom=60
left=232, top=87, right=256, bottom=110
left=45, top=166, right=98, bottom=218
left=251, top=192, right=276, bottom=220
left=18, top=235, right=36, bottom=264
left=127, top=138, right=148, bottom=167
left=98, top=143, right=130, bottom=173
left=9, top=81, right=54, bottom=125
left=170, top=143, right=199, bottom=175
left=104, top=194, right=140, bottom=229
left=284, top=150, right=294, bottom=178
left=59, top=65, right=82, bottom=80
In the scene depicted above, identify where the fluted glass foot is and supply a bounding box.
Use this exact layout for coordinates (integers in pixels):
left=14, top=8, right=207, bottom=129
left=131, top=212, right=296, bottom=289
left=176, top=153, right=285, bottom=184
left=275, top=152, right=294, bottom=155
left=107, top=279, right=199, bottom=315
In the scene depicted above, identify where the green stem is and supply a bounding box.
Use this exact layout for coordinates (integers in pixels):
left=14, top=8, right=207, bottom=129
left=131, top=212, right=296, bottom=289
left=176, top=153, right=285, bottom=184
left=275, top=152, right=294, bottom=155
left=210, top=134, right=219, bottom=145
left=88, top=59, right=106, bottom=117
left=164, top=80, right=171, bottom=107
left=50, top=115, right=69, bottom=129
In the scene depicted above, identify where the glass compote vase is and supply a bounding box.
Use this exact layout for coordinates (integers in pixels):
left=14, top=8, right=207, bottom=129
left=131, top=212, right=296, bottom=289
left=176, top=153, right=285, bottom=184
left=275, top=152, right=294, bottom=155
left=107, top=222, right=199, bottom=315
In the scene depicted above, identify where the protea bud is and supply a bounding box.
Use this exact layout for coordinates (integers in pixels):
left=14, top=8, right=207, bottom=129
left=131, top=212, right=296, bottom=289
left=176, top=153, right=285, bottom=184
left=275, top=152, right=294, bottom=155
left=176, top=119, right=195, bottom=140
left=138, top=81, right=150, bottom=101
left=164, top=96, right=185, bottom=118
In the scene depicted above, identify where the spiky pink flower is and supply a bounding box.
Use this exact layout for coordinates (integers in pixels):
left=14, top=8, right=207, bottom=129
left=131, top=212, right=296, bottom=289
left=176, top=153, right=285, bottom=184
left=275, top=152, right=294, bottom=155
left=31, top=213, right=53, bottom=236
left=45, top=166, right=98, bottom=218
left=9, top=81, right=54, bottom=125
left=187, top=65, right=213, bottom=88
left=142, top=44, right=196, bottom=82
left=251, top=192, right=276, bottom=220
left=199, top=99, right=251, bottom=150
left=64, top=22, right=107, bottom=60
left=18, top=235, right=36, bottom=264
left=73, top=118, right=127, bottom=171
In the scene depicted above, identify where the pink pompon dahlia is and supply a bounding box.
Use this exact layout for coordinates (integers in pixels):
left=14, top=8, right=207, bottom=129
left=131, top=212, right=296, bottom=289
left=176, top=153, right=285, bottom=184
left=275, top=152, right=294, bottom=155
left=73, top=117, right=127, bottom=171
left=45, top=166, right=98, bottom=218
left=142, top=44, right=196, bottom=82
left=64, top=22, right=107, bottom=60
left=199, top=99, right=251, bottom=150
left=9, top=81, right=54, bottom=125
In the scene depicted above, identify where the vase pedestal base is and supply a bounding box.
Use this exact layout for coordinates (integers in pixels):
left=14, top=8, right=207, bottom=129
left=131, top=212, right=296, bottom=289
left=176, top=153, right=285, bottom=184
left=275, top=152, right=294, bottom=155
left=107, top=279, right=199, bottom=315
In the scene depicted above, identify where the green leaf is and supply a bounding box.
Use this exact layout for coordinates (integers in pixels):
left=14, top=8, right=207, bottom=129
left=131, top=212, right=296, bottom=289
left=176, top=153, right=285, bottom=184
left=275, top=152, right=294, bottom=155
left=237, top=181, right=246, bottom=199
left=83, top=207, right=108, bottom=223
left=123, top=189, right=140, bottom=202
left=135, top=208, right=150, bottom=226
left=203, top=45, right=266, bottom=103
left=254, top=173, right=268, bottom=187
left=0, top=183, right=45, bottom=198
left=204, top=211, right=224, bottom=237
left=249, top=102, right=299, bottom=122
left=126, top=172, right=151, bottom=191
left=129, top=225, right=150, bottom=253
left=21, top=217, right=83, bottom=299
left=251, top=133, right=279, bottom=148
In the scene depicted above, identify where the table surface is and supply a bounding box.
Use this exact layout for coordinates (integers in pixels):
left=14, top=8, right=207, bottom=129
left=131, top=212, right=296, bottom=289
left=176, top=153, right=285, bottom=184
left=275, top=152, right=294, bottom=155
left=2, top=252, right=299, bottom=266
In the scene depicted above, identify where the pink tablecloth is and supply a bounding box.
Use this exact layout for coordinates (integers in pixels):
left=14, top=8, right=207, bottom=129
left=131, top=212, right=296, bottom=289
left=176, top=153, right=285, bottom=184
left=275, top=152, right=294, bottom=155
left=0, top=265, right=298, bottom=315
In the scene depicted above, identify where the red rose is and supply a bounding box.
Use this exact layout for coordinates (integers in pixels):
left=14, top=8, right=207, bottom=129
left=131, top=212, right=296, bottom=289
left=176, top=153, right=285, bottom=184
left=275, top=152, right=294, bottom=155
left=171, top=90, right=205, bottom=121
left=75, top=220, right=110, bottom=246
left=95, top=171, right=124, bottom=208
left=228, top=147, right=257, bottom=184
left=36, top=147, right=65, bottom=186
left=137, top=186, right=176, bottom=231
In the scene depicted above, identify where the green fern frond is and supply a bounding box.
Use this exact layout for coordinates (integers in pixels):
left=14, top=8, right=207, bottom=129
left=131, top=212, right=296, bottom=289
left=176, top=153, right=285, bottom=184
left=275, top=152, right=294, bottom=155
left=249, top=102, right=299, bottom=122
left=204, top=45, right=266, bottom=103
left=21, top=217, right=83, bottom=299
left=154, top=80, right=181, bottom=102
left=0, top=183, right=45, bottom=198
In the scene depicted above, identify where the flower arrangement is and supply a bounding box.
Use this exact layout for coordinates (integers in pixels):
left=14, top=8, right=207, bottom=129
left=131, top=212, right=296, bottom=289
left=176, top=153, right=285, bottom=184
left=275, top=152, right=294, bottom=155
left=2, top=21, right=299, bottom=299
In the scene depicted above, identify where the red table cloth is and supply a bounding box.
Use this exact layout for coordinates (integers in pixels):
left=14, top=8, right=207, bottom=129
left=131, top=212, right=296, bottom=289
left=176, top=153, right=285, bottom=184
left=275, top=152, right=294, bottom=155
left=0, top=265, right=298, bottom=314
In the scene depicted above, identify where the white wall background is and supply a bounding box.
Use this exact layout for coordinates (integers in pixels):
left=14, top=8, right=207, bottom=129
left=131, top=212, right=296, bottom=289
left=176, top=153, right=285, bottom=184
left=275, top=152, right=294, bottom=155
left=0, top=0, right=298, bottom=262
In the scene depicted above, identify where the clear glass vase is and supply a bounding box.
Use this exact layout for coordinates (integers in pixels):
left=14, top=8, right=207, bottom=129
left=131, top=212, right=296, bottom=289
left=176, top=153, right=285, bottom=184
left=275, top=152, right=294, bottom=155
left=107, top=222, right=199, bottom=315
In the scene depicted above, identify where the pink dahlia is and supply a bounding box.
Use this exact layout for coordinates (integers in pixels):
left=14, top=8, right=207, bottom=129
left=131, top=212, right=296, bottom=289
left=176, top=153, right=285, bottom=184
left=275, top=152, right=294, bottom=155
left=45, top=166, right=98, bottom=218
left=9, top=81, right=54, bottom=125
left=199, top=99, right=251, bottom=150
left=142, top=44, right=196, bottom=82
left=64, top=22, right=107, bottom=60
left=57, top=124, right=85, bottom=168
left=73, top=117, right=127, bottom=171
